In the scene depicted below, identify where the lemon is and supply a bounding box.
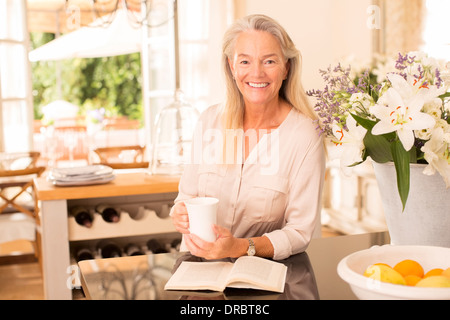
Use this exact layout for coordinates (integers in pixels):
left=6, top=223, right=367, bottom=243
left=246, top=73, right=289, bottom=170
left=363, top=264, right=406, bottom=285
left=415, top=275, right=450, bottom=288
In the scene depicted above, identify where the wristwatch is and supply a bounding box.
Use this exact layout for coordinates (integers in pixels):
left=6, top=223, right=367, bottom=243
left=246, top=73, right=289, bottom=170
left=247, top=238, right=256, bottom=256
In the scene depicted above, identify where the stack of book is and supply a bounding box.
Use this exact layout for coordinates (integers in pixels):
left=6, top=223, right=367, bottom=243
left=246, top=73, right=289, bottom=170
left=48, top=165, right=115, bottom=186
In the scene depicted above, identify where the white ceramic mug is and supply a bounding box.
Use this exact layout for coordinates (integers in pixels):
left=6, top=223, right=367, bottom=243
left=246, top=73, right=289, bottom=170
left=184, top=197, right=219, bottom=242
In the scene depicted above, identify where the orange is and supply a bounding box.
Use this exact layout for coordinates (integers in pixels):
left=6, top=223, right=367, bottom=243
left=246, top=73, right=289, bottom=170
left=404, top=275, right=422, bottom=286
left=424, top=268, right=443, bottom=278
left=393, top=259, right=424, bottom=278
left=442, top=268, right=450, bottom=279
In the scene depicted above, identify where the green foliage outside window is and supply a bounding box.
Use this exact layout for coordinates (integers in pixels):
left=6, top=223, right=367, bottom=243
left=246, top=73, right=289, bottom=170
left=30, top=32, right=143, bottom=125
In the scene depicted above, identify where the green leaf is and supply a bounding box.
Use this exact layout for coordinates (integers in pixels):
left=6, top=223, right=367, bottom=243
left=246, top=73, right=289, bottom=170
left=363, top=131, right=393, bottom=163
left=349, top=113, right=395, bottom=163
left=390, top=140, right=410, bottom=211
left=350, top=113, right=376, bottom=130
left=409, top=146, right=418, bottom=163
left=350, top=113, right=396, bottom=140
left=439, top=92, right=450, bottom=99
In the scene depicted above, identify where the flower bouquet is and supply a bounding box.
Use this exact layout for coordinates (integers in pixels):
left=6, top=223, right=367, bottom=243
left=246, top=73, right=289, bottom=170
left=307, top=52, right=450, bottom=210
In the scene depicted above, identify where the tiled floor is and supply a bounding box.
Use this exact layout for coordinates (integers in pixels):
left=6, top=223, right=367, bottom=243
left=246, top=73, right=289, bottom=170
left=0, top=226, right=342, bottom=300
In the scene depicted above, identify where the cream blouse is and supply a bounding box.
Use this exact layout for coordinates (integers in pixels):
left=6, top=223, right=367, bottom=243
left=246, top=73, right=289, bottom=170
left=174, top=104, right=326, bottom=260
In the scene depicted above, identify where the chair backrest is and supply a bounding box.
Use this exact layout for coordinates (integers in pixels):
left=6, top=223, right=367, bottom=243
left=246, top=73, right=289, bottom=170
left=92, top=145, right=149, bottom=169
left=103, top=117, right=141, bottom=146
left=0, top=167, right=45, bottom=179
left=0, top=151, right=41, bottom=171
left=0, top=152, right=46, bottom=217
left=0, top=166, right=46, bottom=196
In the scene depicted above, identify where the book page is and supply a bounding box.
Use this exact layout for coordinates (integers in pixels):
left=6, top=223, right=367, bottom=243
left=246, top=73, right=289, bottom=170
left=164, top=261, right=234, bottom=292
left=226, top=256, right=287, bottom=293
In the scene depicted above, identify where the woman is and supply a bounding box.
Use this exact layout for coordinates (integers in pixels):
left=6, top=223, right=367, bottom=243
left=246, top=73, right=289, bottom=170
left=170, top=14, right=326, bottom=261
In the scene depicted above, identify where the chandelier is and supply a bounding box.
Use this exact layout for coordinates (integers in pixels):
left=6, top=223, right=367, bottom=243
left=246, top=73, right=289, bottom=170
left=27, top=0, right=172, bottom=34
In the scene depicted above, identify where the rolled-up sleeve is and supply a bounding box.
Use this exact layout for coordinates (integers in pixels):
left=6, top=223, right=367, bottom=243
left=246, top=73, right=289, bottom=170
left=264, top=135, right=326, bottom=260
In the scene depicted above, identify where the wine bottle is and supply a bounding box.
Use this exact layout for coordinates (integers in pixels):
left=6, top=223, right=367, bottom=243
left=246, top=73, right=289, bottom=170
left=96, top=204, right=120, bottom=223
left=171, top=238, right=182, bottom=251
left=97, top=240, right=122, bottom=258
left=70, top=206, right=93, bottom=228
left=75, top=247, right=94, bottom=262
left=124, top=243, right=144, bottom=256
left=146, top=239, right=167, bottom=254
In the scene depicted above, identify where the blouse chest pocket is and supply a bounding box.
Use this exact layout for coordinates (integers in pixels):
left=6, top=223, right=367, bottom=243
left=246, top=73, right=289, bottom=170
left=244, top=175, right=289, bottom=223
left=197, top=165, right=227, bottom=198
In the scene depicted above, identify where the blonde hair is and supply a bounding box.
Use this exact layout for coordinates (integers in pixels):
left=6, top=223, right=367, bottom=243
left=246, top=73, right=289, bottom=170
left=221, top=14, right=317, bottom=130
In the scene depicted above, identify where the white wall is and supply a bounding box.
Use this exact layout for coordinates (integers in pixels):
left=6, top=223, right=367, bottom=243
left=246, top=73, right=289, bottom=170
left=237, top=0, right=374, bottom=92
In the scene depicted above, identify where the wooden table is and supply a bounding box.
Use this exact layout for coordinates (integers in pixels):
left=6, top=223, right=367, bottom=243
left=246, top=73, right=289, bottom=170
left=34, top=170, right=180, bottom=300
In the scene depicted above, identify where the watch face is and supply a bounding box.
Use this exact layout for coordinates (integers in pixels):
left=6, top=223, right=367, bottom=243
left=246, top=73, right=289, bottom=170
left=247, top=239, right=256, bottom=256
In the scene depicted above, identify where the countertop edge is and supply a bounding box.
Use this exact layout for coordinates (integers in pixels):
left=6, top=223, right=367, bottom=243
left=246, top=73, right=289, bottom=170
left=34, top=172, right=180, bottom=201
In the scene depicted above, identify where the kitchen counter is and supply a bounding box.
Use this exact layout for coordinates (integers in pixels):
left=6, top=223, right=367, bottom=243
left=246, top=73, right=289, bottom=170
left=34, top=170, right=180, bottom=201
left=78, top=231, right=391, bottom=300
left=33, top=171, right=180, bottom=300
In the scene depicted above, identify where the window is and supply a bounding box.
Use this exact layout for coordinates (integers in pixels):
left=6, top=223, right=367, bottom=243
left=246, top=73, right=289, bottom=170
left=421, top=0, right=450, bottom=60
left=0, top=0, right=33, bottom=152
left=141, top=0, right=233, bottom=144
left=1, top=0, right=232, bottom=153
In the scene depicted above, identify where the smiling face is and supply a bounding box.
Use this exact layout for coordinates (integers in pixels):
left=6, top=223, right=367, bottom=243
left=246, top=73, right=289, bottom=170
left=229, top=30, right=289, bottom=109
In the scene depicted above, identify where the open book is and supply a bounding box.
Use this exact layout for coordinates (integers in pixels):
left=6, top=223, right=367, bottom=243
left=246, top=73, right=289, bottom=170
left=164, top=256, right=287, bottom=293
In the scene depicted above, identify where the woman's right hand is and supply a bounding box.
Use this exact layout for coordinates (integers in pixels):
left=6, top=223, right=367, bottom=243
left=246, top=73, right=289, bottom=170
left=170, top=201, right=190, bottom=234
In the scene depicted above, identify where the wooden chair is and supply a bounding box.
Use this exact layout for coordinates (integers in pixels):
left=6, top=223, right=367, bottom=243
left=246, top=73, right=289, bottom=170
left=0, top=167, right=45, bottom=216
left=103, top=117, right=141, bottom=147
left=92, top=145, right=149, bottom=169
left=0, top=152, right=46, bottom=261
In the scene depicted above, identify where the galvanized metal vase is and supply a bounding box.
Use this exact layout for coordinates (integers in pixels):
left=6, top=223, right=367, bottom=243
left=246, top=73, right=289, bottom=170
left=373, top=162, right=450, bottom=248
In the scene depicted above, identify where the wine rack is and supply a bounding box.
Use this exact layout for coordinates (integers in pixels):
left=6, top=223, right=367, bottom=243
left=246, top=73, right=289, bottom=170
left=34, top=172, right=181, bottom=300
left=66, top=197, right=181, bottom=274
left=72, top=237, right=180, bottom=260
left=67, top=200, right=181, bottom=291
left=69, top=234, right=180, bottom=290
left=68, top=205, right=175, bottom=241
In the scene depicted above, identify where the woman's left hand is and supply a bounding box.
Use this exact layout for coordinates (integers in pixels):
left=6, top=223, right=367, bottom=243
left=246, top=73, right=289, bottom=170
left=184, top=225, right=245, bottom=260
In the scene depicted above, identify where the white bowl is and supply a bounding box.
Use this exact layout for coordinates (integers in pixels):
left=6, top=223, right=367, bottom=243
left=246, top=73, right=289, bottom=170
left=337, top=245, right=450, bottom=300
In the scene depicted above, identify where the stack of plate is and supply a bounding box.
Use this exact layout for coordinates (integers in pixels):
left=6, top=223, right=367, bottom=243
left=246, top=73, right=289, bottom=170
left=48, top=165, right=115, bottom=186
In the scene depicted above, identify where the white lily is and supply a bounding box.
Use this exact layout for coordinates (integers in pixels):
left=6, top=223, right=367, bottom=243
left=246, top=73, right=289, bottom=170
left=415, top=99, right=445, bottom=140
left=330, top=115, right=367, bottom=175
left=370, top=87, right=436, bottom=151
left=421, top=126, right=450, bottom=188
left=387, top=73, right=446, bottom=104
